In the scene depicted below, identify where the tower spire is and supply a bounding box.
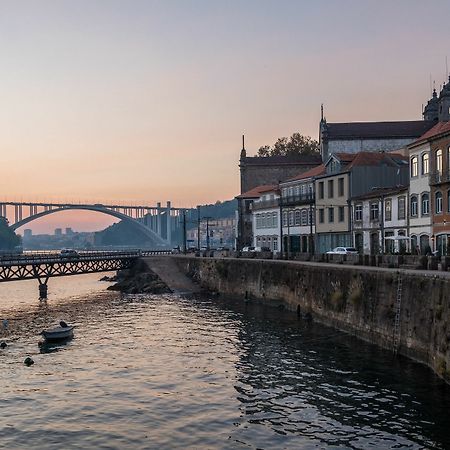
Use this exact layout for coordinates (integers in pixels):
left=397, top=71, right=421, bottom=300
left=240, top=134, right=246, bottom=159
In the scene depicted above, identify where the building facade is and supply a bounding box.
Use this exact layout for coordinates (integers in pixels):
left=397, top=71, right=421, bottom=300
left=352, top=187, right=409, bottom=255
left=315, top=152, right=409, bottom=253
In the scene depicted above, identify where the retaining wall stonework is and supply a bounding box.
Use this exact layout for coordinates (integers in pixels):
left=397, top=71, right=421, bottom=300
left=173, top=256, right=450, bottom=383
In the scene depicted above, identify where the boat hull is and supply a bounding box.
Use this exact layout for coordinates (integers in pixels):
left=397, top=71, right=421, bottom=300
left=42, top=326, right=74, bottom=342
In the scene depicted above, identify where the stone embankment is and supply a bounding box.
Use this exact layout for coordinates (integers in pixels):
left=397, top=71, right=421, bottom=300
left=171, top=256, right=450, bottom=383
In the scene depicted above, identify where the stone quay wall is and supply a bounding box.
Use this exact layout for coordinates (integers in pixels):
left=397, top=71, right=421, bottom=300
left=173, top=256, right=450, bottom=383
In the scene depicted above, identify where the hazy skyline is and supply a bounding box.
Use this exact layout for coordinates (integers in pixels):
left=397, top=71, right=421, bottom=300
left=2, top=0, right=450, bottom=232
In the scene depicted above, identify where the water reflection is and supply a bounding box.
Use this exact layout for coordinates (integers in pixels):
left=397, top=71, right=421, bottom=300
left=0, top=278, right=448, bottom=449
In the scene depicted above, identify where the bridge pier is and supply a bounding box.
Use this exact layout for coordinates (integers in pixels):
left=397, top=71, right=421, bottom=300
left=37, top=276, right=50, bottom=300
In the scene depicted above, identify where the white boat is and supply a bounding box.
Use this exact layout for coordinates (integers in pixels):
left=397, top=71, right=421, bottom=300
left=42, top=323, right=74, bottom=342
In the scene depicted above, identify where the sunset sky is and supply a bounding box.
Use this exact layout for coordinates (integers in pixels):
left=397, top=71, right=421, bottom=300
left=1, top=0, right=450, bottom=233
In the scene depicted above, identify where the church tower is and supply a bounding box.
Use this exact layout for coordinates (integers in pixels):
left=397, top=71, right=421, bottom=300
left=438, top=76, right=450, bottom=122
left=423, top=89, right=439, bottom=122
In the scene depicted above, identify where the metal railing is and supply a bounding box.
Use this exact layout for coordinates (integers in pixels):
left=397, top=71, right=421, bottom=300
left=429, top=170, right=450, bottom=185
left=281, top=193, right=315, bottom=206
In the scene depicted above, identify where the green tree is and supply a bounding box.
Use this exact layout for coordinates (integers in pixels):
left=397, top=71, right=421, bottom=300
left=0, top=217, right=21, bottom=251
left=257, top=132, right=319, bottom=157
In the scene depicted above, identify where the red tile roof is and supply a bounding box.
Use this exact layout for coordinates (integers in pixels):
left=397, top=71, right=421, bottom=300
left=411, top=121, right=450, bottom=146
left=284, top=164, right=326, bottom=182
left=352, top=185, right=408, bottom=201
left=236, top=184, right=278, bottom=199
left=347, top=151, right=407, bottom=169
left=333, top=153, right=357, bottom=163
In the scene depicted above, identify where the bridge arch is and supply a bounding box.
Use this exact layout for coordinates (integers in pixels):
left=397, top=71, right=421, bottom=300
left=11, top=206, right=168, bottom=247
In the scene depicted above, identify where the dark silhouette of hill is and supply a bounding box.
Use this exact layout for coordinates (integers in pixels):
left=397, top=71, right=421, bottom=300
left=95, top=199, right=237, bottom=247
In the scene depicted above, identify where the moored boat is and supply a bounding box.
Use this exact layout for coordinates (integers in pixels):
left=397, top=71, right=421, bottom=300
left=42, top=324, right=74, bottom=342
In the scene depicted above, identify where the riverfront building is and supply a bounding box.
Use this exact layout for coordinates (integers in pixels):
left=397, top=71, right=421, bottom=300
left=352, top=186, right=409, bottom=254
left=314, top=152, right=409, bottom=254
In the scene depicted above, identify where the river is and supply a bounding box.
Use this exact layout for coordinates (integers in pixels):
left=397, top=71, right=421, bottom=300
left=0, top=274, right=448, bottom=449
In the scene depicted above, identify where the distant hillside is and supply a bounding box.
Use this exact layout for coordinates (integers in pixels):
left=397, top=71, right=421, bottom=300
left=185, top=199, right=237, bottom=229
left=95, top=199, right=237, bottom=246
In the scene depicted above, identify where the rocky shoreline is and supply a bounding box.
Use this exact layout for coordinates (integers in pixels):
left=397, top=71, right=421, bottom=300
left=105, top=259, right=172, bottom=294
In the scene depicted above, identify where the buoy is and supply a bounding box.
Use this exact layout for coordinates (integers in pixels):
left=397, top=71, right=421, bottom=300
left=0, top=341, right=7, bottom=349
left=24, top=357, right=34, bottom=366
left=60, top=321, right=68, bottom=328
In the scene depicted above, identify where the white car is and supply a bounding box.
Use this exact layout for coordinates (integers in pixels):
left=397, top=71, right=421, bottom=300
left=326, top=247, right=358, bottom=255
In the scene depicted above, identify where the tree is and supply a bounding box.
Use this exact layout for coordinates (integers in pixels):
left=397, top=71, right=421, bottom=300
left=0, top=217, right=21, bottom=251
left=257, top=132, right=319, bottom=157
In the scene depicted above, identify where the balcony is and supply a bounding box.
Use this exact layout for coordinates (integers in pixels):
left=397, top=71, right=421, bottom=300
left=429, top=170, right=450, bottom=185
left=281, top=193, right=315, bottom=207
left=251, top=198, right=280, bottom=211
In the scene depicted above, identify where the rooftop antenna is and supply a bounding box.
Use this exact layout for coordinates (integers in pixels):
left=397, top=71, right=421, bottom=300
left=242, top=134, right=245, bottom=150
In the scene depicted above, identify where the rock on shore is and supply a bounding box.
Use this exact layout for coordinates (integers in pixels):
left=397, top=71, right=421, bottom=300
left=107, top=259, right=172, bottom=294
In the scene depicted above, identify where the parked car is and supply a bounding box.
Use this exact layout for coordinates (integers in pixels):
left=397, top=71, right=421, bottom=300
left=171, top=246, right=181, bottom=254
left=326, top=247, right=358, bottom=255
left=60, top=248, right=79, bottom=258
left=242, top=246, right=255, bottom=253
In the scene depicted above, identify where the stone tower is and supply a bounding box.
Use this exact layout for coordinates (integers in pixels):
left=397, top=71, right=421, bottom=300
left=438, top=76, right=450, bottom=122
left=423, top=89, right=439, bottom=122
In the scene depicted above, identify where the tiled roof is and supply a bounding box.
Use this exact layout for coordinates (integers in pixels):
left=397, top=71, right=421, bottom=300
left=325, top=120, right=435, bottom=140
left=284, top=164, right=326, bottom=182
left=411, top=121, right=450, bottom=146
left=236, top=184, right=278, bottom=199
left=352, top=185, right=408, bottom=201
left=333, top=153, right=357, bottom=163
left=347, top=152, right=407, bottom=169
left=240, top=154, right=322, bottom=166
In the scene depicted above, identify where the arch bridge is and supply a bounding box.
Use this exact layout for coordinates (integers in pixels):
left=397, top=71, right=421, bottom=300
left=0, top=201, right=193, bottom=247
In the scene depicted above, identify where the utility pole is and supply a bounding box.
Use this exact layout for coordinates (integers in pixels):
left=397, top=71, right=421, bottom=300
left=182, top=209, right=187, bottom=254
left=197, top=206, right=200, bottom=250
left=204, top=217, right=213, bottom=250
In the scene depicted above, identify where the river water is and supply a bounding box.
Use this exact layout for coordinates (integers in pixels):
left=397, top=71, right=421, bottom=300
left=0, top=274, right=448, bottom=449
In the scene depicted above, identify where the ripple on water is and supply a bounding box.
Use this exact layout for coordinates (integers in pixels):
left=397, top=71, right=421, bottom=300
left=0, top=277, right=449, bottom=449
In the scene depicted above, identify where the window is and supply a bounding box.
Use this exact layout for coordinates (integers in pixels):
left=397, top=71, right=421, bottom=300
left=272, top=212, right=278, bottom=227
left=328, top=180, right=334, bottom=198
left=319, top=209, right=324, bottom=224
left=421, top=193, right=429, bottom=216
left=422, top=153, right=429, bottom=175
left=301, top=209, right=308, bottom=226
left=283, top=211, right=288, bottom=226
left=436, top=149, right=443, bottom=173
left=256, top=214, right=261, bottom=229
left=273, top=237, right=278, bottom=251
left=370, top=202, right=379, bottom=220
left=319, top=182, right=324, bottom=199
left=411, top=156, right=418, bottom=177
left=354, top=204, right=363, bottom=221
left=385, top=199, right=392, bottom=221
left=410, top=196, right=418, bottom=217
left=328, top=207, right=334, bottom=223
left=338, top=178, right=344, bottom=196
left=288, top=210, right=294, bottom=226
left=448, top=190, right=450, bottom=213
left=294, top=210, right=301, bottom=226
left=398, top=197, right=406, bottom=220
left=338, top=206, right=345, bottom=222
left=436, top=191, right=443, bottom=214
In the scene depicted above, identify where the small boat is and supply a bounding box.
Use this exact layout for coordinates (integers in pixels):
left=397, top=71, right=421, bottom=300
left=42, top=322, right=74, bottom=342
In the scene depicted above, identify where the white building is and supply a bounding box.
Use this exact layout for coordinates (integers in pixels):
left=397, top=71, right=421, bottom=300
left=407, top=140, right=432, bottom=253
left=251, top=187, right=280, bottom=251
left=352, top=187, right=409, bottom=254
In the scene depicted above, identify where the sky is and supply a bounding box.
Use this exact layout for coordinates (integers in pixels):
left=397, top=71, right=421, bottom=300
left=1, top=0, right=450, bottom=233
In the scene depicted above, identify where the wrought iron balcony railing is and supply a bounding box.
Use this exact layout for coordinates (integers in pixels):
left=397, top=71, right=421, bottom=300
left=281, top=193, right=315, bottom=206
left=251, top=198, right=280, bottom=210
